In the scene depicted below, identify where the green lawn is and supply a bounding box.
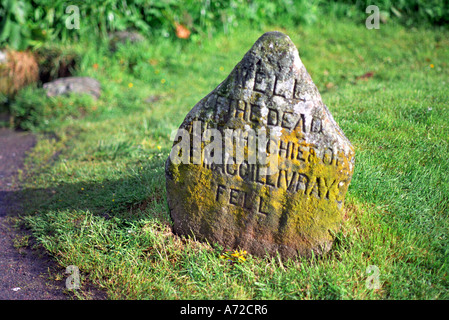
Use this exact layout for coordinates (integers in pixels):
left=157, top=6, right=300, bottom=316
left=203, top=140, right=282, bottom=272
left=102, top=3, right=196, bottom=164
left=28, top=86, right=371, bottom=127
left=13, top=17, right=449, bottom=299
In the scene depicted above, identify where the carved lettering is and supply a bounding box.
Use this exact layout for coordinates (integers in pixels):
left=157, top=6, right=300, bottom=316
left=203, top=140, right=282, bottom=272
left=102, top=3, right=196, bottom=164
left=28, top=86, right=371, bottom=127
left=250, top=104, right=262, bottom=124
left=319, top=177, right=337, bottom=200
left=216, top=184, right=226, bottom=201
left=267, top=108, right=279, bottom=126
left=311, top=117, right=322, bottom=133
left=323, top=148, right=333, bottom=165
left=273, top=77, right=295, bottom=99
left=258, top=196, right=269, bottom=215
left=296, top=173, right=309, bottom=194
left=229, top=188, right=240, bottom=206
left=233, top=99, right=249, bottom=121
left=293, top=79, right=306, bottom=102
left=254, top=60, right=270, bottom=93
left=281, top=111, right=296, bottom=130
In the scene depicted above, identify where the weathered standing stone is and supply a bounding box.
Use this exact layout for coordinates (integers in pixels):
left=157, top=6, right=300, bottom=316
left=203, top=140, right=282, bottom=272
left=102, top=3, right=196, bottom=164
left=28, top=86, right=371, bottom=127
left=165, top=32, right=355, bottom=259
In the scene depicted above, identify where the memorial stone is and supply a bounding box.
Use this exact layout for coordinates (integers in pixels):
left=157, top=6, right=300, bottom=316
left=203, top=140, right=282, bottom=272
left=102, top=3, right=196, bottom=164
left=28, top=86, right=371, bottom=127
left=165, top=31, right=355, bottom=258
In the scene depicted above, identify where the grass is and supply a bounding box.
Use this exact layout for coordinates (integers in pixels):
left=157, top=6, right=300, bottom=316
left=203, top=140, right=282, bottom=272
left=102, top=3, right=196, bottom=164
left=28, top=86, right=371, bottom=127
left=10, top=17, right=449, bottom=299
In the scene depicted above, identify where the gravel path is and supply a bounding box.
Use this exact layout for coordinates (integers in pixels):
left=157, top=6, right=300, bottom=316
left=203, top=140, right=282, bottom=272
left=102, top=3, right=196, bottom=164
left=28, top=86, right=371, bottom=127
left=0, top=128, right=69, bottom=299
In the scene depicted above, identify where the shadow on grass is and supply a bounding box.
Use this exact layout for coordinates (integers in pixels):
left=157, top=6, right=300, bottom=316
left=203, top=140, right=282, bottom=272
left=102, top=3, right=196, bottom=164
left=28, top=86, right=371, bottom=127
left=1, top=166, right=170, bottom=228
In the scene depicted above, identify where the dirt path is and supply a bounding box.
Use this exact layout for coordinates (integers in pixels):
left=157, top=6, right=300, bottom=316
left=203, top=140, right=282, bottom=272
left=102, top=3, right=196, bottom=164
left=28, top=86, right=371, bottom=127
left=0, top=128, right=69, bottom=299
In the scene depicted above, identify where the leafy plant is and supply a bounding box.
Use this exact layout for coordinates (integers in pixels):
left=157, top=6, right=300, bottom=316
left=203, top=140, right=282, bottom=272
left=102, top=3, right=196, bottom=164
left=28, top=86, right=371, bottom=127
left=0, top=0, right=34, bottom=50
left=0, top=0, right=322, bottom=51
left=2, top=0, right=447, bottom=52
left=34, top=44, right=80, bottom=83
left=220, top=249, right=249, bottom=264
left=9, top=86, right=96, bottom=131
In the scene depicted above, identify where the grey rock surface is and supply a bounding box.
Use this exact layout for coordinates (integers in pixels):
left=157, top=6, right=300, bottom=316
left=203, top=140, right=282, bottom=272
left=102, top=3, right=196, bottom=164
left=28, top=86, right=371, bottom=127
left=43, top=77, right=101, bottom=99
left=165, top=31, right=355, bottom=259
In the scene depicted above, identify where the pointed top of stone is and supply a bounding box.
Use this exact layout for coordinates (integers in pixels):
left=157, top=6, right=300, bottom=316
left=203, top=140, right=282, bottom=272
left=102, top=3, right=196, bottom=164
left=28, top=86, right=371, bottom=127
left=251, top=31, right=296, bottom=52
left=241, top=31, right=309, bottom=86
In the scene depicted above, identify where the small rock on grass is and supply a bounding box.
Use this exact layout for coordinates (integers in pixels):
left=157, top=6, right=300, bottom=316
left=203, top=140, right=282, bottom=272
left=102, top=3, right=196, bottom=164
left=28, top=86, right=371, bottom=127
left=43, top=77, right=101, bottom=99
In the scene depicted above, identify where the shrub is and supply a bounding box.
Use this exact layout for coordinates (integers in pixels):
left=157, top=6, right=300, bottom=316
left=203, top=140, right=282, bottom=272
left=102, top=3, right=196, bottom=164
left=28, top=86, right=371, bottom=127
left=9, top=86, right=96, bottom=131
left=0, top=0, right=321, bottom=50
left=2, top=1, right=447, bottom=52
left=34, top=45, right=80, bottom=83
left=322, top=0, right=449, bottom=27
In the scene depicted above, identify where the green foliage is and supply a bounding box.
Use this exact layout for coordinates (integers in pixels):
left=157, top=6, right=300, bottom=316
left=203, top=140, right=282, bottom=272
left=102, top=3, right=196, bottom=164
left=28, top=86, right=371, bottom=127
left=13, top=18, right=449, bottom=299
left=2, top=0, right=447, bottom=51
left=0, top=0, right=34, bottom=50
left=9, top=86, right=96, bottom=131
left=1, top=0, right=448, bottom=304
left=323, top=0, right=449, bottom=26
left=0, top=0, right=321, bottom=50
left=34, top=44, right=80, bottom=82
